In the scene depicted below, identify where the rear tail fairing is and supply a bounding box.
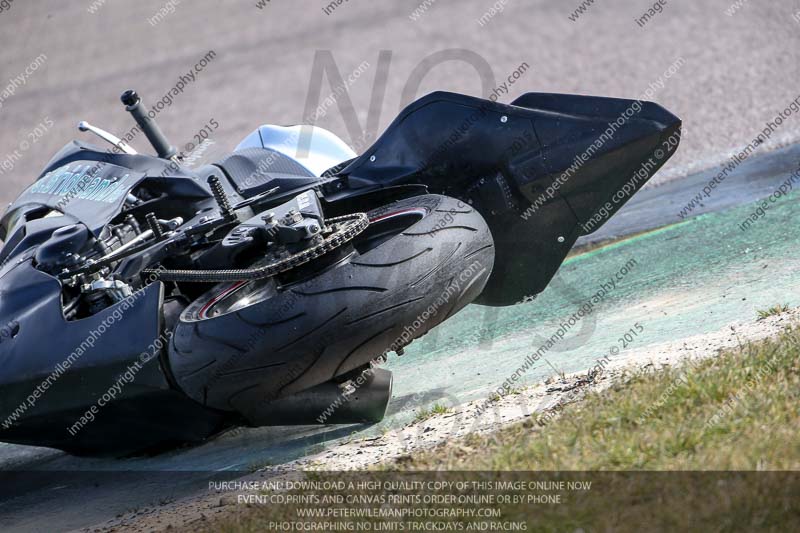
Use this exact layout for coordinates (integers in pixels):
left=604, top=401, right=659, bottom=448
left=335, top=91, right=681, bottom=305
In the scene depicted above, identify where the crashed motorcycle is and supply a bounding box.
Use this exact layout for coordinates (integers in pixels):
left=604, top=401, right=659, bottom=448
left=0, top=89, right=679, bottom=455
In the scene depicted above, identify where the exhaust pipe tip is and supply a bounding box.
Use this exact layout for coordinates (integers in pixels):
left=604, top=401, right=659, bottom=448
left=245, top=368, right=393, bottom=426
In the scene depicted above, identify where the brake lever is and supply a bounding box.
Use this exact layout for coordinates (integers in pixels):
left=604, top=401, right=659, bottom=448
left=77, top=121, right=138, bottom=155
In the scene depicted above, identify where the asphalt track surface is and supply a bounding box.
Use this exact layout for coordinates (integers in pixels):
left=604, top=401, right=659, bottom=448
left=1, top=0, right=800, bottom=202
left=1, top=1, right=800, bottom=531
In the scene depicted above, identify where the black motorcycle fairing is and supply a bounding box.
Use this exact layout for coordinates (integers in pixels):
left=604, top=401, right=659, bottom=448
left=0, top=141, right=214, bottom=243
left=6, top=161, right=147, bottom=237
left=0, top=214, right=85, bottom=271
left=509, top=92, right=680, bottom=228
left=0, top=268, right=225, bottom=454
left=38, top=140, right=191, bottom=183
left=336, top=91, right=680, bottom=305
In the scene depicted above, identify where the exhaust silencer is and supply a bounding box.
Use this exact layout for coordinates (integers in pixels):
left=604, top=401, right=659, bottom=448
left=246, top=368, right=393, bottom=426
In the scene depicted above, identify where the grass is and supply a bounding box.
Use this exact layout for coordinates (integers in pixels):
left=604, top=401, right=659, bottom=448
left=757, top=303, right=790, bottom=321
left=193, top=325, right=800, bottom=532
left=412, top=402, right=450, bottom=423
left=402, top=327, right=800, bottom=471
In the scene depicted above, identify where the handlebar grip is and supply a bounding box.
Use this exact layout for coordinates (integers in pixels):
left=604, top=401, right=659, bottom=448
left=121, top=90, right=177, bottom=159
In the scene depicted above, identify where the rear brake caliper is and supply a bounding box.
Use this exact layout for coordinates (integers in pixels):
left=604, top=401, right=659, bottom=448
left=216, top=190, right=324, bottom=263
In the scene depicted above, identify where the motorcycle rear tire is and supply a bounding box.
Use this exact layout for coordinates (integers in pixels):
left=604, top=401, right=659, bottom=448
left=168, top=194, right=494, bottom=422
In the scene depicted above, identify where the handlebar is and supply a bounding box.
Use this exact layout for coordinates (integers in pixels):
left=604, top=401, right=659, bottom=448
left=121, top=89, right=177, bottom=160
